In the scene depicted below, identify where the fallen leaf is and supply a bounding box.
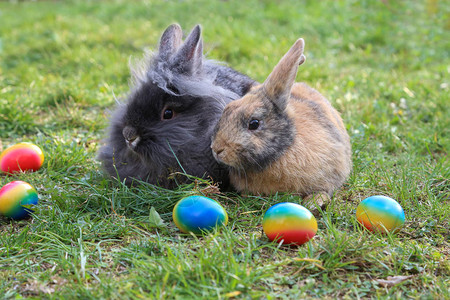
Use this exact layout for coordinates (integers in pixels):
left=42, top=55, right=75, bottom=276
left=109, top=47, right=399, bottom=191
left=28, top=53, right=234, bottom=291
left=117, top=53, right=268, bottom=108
left=148, top=207, right=166, bottom=228
left=376, top=275, right=413, bottom=287
left=224, top=291, right=241, bottom=298
left=22, top=279, right=55, bottom=295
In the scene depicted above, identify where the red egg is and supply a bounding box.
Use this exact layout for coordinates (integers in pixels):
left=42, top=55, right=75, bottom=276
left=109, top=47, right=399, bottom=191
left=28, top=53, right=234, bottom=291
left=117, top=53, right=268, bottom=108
left=0, top=143, right=45, bottom=174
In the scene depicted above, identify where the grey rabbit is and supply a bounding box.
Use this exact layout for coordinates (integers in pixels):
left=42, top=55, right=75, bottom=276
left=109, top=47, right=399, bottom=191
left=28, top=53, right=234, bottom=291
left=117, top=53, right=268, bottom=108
left=98, top=24, right=255, bottom=188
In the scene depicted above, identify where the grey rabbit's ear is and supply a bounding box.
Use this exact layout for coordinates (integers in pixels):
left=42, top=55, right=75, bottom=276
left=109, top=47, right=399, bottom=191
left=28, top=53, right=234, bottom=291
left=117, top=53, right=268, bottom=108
left=159, top=24, right=183, bottom=60
left=263, top=38, right=305, bottom=111
left=171, top=24, right=203, bottom=74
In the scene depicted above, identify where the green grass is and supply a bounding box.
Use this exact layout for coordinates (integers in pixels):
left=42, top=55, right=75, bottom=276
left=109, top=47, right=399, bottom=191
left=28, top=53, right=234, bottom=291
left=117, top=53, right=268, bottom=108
left=0, top=0, right=449, bottom=298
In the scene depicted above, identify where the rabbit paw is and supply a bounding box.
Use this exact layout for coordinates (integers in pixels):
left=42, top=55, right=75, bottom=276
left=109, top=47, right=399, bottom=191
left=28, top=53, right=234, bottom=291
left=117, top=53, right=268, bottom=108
left=302, top=192, right=331, bottom=217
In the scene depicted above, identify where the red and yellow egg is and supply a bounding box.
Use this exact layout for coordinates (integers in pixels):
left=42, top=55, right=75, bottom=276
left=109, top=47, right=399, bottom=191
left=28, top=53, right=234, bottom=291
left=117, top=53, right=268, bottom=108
left=0, top=142, right=44, bottom=174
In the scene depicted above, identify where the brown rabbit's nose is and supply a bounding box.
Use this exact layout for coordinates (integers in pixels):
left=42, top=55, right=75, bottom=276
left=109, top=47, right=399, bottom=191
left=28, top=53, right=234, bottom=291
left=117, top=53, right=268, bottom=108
left=212, top=146, right=225, bottom=163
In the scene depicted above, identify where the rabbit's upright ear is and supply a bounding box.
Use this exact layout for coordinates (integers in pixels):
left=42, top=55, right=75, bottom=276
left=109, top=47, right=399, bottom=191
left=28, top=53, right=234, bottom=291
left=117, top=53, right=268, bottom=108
left=171, top=25, right=203, bottom=75
left=159, top=24, right=183, bottom=60
left=263, top=38, right=306, bottom=111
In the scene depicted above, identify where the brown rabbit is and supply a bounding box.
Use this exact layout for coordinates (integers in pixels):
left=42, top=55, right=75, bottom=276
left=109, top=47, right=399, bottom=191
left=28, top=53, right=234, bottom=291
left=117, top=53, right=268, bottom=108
left=211, top=38, right=351, bottom=204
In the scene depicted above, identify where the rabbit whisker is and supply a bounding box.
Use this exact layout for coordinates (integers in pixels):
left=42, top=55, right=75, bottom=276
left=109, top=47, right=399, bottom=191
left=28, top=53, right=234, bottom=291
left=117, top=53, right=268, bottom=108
left=248, top=155, right=264, bottom=172
left=235, top=161, right=249, bottom=193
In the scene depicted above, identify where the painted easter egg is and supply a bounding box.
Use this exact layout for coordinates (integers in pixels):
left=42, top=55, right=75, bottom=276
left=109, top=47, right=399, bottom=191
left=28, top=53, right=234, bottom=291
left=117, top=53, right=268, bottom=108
left=0, top=181, right=39, bottom=220
left=356, top=195, right=405, bottom=233
left=262, top=202, right=318, bottom=245
left=173, top=195, right=228, bottom=234
left=0, top=142, right=44, bottom=174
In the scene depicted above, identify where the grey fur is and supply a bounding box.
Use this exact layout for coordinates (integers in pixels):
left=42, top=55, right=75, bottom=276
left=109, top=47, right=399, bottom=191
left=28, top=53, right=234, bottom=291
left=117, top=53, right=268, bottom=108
left=98, top=24, right=255, bottom=187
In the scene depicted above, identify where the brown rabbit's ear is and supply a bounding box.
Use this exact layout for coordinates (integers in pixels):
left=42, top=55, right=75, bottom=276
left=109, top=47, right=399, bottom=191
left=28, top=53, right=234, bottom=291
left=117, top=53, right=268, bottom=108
left=171, top=24, right=203, bottom=74
left=159, top=24, right=183, bottom=60
left=263, top=38, right=305, bottom=111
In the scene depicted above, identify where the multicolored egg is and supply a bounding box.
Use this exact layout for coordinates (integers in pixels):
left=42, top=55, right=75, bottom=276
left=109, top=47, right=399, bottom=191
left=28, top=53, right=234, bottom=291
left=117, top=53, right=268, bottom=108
left=173, top=195, right=228, bottom=234
left=0, top=181, right=39, bottom=220
left=262, top=202, right=318, bottom=245
left=0, top=142, right=44, bottom=174
left=356, top=195, right=405, bottom=233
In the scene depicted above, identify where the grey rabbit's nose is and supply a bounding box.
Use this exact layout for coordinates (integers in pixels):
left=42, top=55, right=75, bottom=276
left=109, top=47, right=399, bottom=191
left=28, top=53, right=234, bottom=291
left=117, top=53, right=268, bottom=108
left=126, top=136, right=137, bottom=143
left=125, top=136, right=141, bottom=150
left=122, top=126, right=137, bottom=140
left=123, top=126, right=140, bottom=150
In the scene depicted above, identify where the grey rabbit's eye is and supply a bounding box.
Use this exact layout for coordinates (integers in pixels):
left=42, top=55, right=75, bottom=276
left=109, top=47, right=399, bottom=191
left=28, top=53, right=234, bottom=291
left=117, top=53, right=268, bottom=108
left=248, top=119, right=260, bottom=130
left=162, top=108, right=175, bottom=120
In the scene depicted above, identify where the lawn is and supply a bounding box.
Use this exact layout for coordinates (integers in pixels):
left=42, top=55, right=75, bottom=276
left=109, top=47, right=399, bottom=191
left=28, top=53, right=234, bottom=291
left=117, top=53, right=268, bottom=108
left=0, top=0, right=449, bottom=298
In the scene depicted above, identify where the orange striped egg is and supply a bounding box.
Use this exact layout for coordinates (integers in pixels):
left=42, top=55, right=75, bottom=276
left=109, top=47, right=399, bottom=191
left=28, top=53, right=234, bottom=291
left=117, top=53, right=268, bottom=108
left=0, top=142, right=44, bottom=174
left=263, top=202, right=317, bottom=245
left=356, top=195, right=405, bottom=233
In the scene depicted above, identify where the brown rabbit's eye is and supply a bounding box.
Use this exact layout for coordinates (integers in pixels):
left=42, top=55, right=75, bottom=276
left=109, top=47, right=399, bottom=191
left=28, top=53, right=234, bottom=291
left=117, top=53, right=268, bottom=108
left=162, top=108, right=174, bottom=120
left=248, top=119, right=260, bottom=130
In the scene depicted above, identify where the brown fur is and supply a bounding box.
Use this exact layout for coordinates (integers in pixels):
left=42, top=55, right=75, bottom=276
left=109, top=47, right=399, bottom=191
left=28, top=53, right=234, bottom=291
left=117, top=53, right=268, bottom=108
left=228, top=83, right=351, bottom=195
left=211, top=38, right=352, bottom=197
